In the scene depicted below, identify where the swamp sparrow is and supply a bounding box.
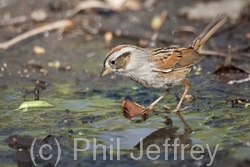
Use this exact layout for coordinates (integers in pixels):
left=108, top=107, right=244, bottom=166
left=100, top=14, right=227, bottom=113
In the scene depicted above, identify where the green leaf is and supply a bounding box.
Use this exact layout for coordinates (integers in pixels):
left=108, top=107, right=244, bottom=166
left=245, top=103, right=250, bottom=109
left=16, top=100, right=54, bottom=111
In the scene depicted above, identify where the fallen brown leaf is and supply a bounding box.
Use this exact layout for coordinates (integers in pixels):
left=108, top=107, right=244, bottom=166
left=121, top=99, right=146, bottom=117
left=172, top=26, right=198, bottom=35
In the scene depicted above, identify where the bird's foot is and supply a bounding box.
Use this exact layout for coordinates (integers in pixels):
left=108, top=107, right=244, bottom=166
left=138, top=105, right=154, bottom=115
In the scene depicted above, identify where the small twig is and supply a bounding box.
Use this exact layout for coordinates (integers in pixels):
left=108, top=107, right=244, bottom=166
left=201, top=50, right=242, bottom=60
left=214, top=16, right=250, bottom=36
left=228, top=75, right=250, bottom=85
left=179, top=106, right=189, bottom=111
left=0, top=20, right=74, bottom=50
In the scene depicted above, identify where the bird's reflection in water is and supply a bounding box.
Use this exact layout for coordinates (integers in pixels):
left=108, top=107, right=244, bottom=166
left=122, top=99, right=193, bottom=154
left=134, top=115, right=192, bottom=153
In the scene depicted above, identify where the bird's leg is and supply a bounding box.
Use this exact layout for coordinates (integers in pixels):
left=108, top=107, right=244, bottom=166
left=175, top=111, right=192, bottom=132
left=141, top=88, right=171, bottom=113
left=173, top=78, right=191, bottom=113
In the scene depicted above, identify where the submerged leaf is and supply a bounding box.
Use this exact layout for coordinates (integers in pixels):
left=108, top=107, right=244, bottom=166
left=245, top=103, right=250, bottom=109
left=17, top=100, right=54, bottom=111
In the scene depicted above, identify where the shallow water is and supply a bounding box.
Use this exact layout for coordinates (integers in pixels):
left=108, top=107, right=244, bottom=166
left=1, top=34, right=250, bottom=166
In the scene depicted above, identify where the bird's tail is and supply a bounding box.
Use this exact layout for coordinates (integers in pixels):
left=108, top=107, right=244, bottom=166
left=189, top=14, right=227, bottom=52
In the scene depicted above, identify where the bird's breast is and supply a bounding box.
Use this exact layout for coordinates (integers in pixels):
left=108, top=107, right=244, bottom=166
left=125, top=67, right=191, bottom=89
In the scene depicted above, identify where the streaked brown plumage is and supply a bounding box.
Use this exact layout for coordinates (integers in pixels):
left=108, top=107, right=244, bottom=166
left=101, top=14, right=227, bottom=113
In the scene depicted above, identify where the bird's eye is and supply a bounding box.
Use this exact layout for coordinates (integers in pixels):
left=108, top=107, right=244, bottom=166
left=110, top=60, right=116, bottom=65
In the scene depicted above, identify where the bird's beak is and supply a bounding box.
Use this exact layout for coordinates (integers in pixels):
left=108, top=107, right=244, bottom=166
left=100, top=67, right=112, bottom=77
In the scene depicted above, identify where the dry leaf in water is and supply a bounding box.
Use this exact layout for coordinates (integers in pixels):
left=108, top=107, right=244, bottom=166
left=172, top=26, right=198, bottom=35
left=105, top=0, right=125, bottom=11
left=12, top=137, right=18, bottom=144
left=48, top=61, right=60, bottom=68
left=151, top=10, right=168, bottom=30
left=123, top=0, right=141, bottom=11
left=104, top=31, right=113, bottom=43
left=231, top=98, right=250, bottom=108
left=105, top=0, right=141, bottom=11
left=31, top=9, right=47, bottom=22
left=121, top=99, right=146, bottom=117
left=246, top=33, right=250, bottom=38
left=183, top=94, right=195, bottom=102
left=33, top=45, right=45, bottom=54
